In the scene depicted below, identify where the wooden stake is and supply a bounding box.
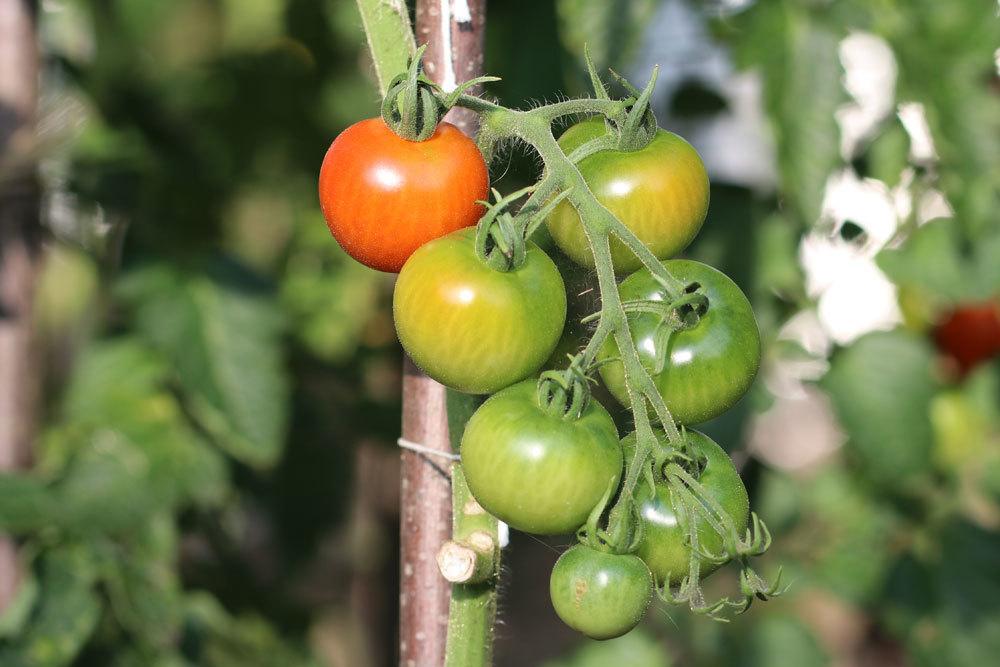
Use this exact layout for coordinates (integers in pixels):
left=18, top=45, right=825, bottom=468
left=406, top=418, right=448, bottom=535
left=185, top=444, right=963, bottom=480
left=399, top=3, right=487, bottom=664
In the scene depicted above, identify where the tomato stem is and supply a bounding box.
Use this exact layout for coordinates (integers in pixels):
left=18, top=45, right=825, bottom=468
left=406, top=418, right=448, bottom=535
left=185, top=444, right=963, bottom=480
left=450, top=92, right=697, bottom=553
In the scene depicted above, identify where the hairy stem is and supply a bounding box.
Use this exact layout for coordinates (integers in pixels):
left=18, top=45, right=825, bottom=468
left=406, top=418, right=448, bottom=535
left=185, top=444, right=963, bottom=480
left=443, top=466, right=499, bottom=666
left=479, top=113, right=685, bottom=546
left=354, top=0, right=416, bottom=95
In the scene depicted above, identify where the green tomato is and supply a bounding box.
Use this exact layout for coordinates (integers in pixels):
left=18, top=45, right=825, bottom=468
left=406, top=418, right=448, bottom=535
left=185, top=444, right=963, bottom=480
left=598, top=259, right=760, bottom=424
left=550, top=545, right=653, bottom=640
left=545, top=117, right=709, bottom=274
left=461, top=380, right=621, bottom=535
left=393, top=228, right=566, bottom=394
left=623, top=430, right=749, bottom=585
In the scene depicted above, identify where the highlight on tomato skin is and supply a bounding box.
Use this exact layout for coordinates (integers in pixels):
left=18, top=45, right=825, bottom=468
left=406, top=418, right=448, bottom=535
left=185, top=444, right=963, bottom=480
left=932, top=300, right=1000, bottom=376
left=318, top=117, right=489, bottom=273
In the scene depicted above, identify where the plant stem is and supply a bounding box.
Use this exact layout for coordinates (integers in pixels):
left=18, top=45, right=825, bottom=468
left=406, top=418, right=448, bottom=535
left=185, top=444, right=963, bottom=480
left=467, top=104, right=688, bottom=546
left=354, top=0, right=415, bottom=95
left=443, top=466, right=499, bottom=667
left=416, top=4, right=500, bottom=667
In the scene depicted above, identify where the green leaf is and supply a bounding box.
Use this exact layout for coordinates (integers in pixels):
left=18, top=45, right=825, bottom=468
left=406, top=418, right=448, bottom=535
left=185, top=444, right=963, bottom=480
left=878, top=217, right=1000, bottom=305
left=884, top=522, right=1000, bottom=667
left=736, top=616, right=829, bottom=667
left=866, top=119, right=909, bottom=188
left=556, top=0, right=659, bottom=73
left=0, top=564, right=39, bottom=639
left=117, top=261, right=289, bottom=467
left=100, top=515, right=182, bottom=649
left=0, top=544, right=102, bottom=667
left=542, top=629, right=671, bottom=667
left=823, top=330, right=940, bottom=488
left=727, top=3, right=844, bottom=226
left=876, top=218, right=967, bottom=305
left=0, top=476, right=58, bottom=533
left=61, top=337, right=170, bottom=429
left=280, top=218, right=385, bottom=363
left=0, top=339, right=226, bottom=535
left=180, top=594, right=321, bottom=667
left=801, top=469, right=896, bottom=604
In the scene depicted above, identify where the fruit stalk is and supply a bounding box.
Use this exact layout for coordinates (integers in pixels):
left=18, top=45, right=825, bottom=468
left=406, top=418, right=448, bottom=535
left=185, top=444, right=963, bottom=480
left=462, top=105, right=688, bottom=540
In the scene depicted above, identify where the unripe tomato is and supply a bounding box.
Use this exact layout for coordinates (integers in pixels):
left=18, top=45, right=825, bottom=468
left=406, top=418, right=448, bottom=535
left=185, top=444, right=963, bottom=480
left=545, top=118, right=709, bottom=274
left=932, top=300, right=1000, bottom=376
left=623, top=430, right=749, bottom=585
left=549, top=545, right=652, bottom=640
left=599, top=259, right=760, bottom=425
left=318, top=118, right=489, bottom=273
left=394, top=229, right=566, bottom=394
left=461, top=380, right=621, bottom=534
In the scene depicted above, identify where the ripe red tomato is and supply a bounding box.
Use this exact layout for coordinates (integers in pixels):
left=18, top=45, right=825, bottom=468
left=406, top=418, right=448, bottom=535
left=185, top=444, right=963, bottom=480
left=318, top=118, right=489, bottom=273
left=933, top=300, right=1000, bottom=376
left=545, top=118, right=709, bottom=274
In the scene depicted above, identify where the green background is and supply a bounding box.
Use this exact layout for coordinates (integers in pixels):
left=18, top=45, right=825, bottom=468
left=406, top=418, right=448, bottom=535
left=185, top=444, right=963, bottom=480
left=1, top=0, right=998, bottom=665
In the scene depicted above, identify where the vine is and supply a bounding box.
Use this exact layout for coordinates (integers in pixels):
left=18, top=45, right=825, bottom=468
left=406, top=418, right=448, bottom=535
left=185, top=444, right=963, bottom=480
left=354, top=2, right=780, bottom=662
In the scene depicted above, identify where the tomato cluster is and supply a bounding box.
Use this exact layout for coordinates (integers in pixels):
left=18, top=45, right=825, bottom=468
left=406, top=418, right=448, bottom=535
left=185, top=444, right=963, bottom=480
left=321, top=90, right=767, bottom=637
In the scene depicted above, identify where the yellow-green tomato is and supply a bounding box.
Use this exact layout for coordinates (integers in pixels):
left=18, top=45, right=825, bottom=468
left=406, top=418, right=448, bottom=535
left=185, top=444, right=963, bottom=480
left=550, top=545, right=652, bottom=640
left=623, top=430, right=749, bottom=585
left=599, top=259, right=760, bottom=424
left=393, top=228, right=566, bottom=394
left=545, top=117, right=710, bottom=274
left=460, top=380, right=621, bottom=535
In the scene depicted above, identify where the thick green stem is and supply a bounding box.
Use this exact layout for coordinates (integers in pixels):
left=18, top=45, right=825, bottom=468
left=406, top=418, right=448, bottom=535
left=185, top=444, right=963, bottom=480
left=354, top=0, right=416, bottom=95
left=356, top=4, right=500, bottom=665
left=443, top=466, right=499, bottom=667
left=532, top=98, right=629, bottom=122
left=607, top=219, right=689, bottom=296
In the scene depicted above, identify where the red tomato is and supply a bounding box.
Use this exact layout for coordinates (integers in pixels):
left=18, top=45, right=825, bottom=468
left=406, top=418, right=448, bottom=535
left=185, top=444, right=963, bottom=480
left=933, top=300, right=1000, bottom=375
left=318, top=118, right=489, bottom=272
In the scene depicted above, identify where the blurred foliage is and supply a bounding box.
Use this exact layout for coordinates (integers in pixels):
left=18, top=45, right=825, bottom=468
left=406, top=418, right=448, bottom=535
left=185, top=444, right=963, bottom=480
left=1, top=0, right=998, bottom=666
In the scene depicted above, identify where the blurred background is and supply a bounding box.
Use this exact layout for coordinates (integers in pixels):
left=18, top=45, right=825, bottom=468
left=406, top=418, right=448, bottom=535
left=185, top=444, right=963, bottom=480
left=0, top=0, right=998, bottom=665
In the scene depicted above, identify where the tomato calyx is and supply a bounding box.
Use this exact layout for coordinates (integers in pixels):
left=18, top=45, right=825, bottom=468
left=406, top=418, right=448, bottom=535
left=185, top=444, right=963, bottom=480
left=584, top=47, right=659, bottom=153
left=474, top=186, right=570, bottom=271
left=576, top=478, right=645, bottom=556
left=655, top=462, right=785, bottom=620
left=587, top=281, right=710, bottom=375
left=381, top=44, right=499, bottom=141
left=535, top=352, right=594, bottom=421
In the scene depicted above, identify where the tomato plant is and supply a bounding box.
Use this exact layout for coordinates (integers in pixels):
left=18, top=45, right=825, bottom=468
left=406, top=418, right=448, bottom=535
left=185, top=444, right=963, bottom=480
left=545, top=117, right=709, bottom=274
left=933, top=300, right=1000, bottom=376
left=599, top=259, right=761, bottom=425
left=549, top=545, right=653, bottom=640
left=393, top=227, right=567, bottom=395
left=460, top=379, right=621, bottom=534
left=623, top=430, right=749, bottom=584
left=318, top=118, right=489, bottom=273
left=320, top=38, right=780, bottom=653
